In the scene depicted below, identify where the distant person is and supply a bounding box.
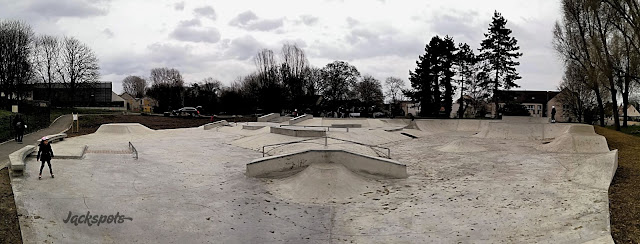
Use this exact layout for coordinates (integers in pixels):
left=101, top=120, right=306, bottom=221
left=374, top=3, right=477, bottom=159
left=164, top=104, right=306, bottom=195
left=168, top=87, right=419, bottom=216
left=409, top=113, right=415, bottom=121
left=551, top=106, right=557, bottom=123
left=37, top=137, right=55, bottom=180
left=14, top=114, right=25, bottom=143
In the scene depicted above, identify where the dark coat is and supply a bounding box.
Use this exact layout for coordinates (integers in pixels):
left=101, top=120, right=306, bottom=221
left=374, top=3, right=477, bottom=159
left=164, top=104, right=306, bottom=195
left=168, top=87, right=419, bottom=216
left=14, top=117, right=25, bottom=132
left=37, top=142, right=54, bottom=161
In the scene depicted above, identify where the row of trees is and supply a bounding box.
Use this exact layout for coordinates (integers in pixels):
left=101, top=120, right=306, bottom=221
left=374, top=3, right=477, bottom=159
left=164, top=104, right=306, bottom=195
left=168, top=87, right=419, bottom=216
left=130, top=43, right=407, bottom=115
left=554, top=0, right=640, bottom=131
left=0, top=19, right=100, bottom=107
left=407, top=11, right=522, bottom=118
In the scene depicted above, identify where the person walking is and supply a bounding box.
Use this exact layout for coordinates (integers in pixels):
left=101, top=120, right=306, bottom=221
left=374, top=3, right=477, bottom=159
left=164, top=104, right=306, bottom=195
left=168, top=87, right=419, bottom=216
left=14, top=114, right=25, bottom=143
left=551, top=106, right=557, bottom=123
left=36, top=137, right=55, bottom=180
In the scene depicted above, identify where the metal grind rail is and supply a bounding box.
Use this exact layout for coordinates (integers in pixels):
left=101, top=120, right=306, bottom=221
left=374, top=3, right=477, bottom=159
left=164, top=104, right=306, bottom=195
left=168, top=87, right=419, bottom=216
left=261, top=136, right=391, bottom=158
left=261, top=138, right=325, bottom=157
left=128, top=141, right=138, bottom=159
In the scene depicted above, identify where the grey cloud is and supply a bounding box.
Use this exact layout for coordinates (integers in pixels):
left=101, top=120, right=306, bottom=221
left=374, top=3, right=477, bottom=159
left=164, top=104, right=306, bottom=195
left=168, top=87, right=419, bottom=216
left=314, top=25, right=423, bottom=60
left=170, top=27, right=220, bottom=43
left=346, top=17, right=359, bottom=27
left=170, top=19, right=220, bottom=43
left=429, top=11, right=483, bottom=44
left=174, top=2, right=185, bottom=11
left=102, top=28, right=114, bottom=38
left=179, top=19, right=201, bottom=27
left=300, top=15, right=319, bottom=26
left=229, top=11, right=284, bottom=31
left=194, top=6, right=217, bottom=20
left=224, top=35, right=263, bottom=60
left=24, top=0, right=110, bottom=18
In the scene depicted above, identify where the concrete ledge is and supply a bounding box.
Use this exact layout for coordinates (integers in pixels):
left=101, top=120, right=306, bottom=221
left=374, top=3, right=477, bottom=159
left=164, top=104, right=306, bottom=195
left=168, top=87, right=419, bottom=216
left=37, top=133, right=67, bottom=143
left=331, top=124, right=362, bottom=128
left=258, top=113, right=279, bottom=122
left=270, top=126, right=326, bottom=137
left=501, top=116, right=549, bottom=124
left=288, top=114, right=313, bottom=125
left=9, top=145, right=36, bottom=174
left=204, top=120, right=229, bottom=130
left=242, top=125, right=266, bottom=130
left=247, top=149, right=407, bottom=179
left=384, top=127, right=404, bottom=132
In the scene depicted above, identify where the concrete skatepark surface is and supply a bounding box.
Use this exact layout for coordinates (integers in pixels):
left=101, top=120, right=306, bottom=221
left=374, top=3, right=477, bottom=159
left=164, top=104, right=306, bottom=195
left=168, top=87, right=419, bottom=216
left=9, top=118, right=617, bottom=243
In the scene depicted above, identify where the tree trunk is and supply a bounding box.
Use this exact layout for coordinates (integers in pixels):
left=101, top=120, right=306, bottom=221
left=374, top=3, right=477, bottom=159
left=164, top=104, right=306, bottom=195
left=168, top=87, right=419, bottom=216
left=595, top=86, right=605, bottom=127
left=458, top=79, right=464, bottom=119
left=609, top=76, right=621, bottom=131
left=622, top=75, right=630, bottom=127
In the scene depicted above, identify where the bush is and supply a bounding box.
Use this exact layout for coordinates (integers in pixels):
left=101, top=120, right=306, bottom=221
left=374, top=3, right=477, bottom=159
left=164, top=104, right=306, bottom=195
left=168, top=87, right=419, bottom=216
left=501, top=102, right=530, bottom=116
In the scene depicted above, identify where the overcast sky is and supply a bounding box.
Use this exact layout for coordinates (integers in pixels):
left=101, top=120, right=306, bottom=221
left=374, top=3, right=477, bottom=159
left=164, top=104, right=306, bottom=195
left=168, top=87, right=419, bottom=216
left=0, top=0, right=564, bottom=94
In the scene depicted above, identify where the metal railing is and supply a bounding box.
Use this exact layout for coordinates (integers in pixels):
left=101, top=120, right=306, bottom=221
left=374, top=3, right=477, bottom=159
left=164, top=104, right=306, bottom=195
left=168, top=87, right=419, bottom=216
left=261, top=136, right=391, bottom=158
left=128, top=141, right=138, bottom=160
left=261, top=138, right=325, bottom=157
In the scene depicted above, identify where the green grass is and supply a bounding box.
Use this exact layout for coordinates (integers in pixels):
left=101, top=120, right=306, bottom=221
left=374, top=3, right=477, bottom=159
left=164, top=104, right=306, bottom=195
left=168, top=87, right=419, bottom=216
left=605, top=125, right=640, bottom=136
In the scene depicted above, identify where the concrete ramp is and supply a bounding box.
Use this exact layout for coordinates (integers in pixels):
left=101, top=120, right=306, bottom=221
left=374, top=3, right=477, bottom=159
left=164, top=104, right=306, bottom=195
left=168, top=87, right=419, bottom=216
left=95, top=123, right=154, bottom=134
left=537, top=124, right=609, bottom=153
left=474, top=122, right=574, bottom=140
left=270, top=162, right=380, bottom=203
left=567, top=150, right=618, bottom=190
left=501, top=116, right=549, bottom=123
left=246, top=149, right=407, bottom=179
left=413, top=119, right=487, bottom=133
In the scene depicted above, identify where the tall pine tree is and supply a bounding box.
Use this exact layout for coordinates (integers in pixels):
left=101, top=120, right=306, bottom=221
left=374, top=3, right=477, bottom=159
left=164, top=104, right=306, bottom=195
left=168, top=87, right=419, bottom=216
left=479, top=11, right=522, bottom=118
left=409, top=35, right=457, bottom=117
left=455, top=43, right=477, bottom=118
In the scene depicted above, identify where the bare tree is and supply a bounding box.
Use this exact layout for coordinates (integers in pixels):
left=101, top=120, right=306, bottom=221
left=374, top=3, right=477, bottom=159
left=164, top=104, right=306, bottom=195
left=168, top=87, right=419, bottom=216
left=58, top=36, right=100, bottom=105
left=558, top=61, right=595, bottom=123
left=147, top=67, right=184, bottom=111
left=149, top=67, right=184, bottom=87
left=280, top=43, right=308, bottom=106
left=33, top=35, right=61, bottom=101
left=122, top=75, right=147, bottom=98
left=554, top=0, right=606, bottom=127
left=384, top=77, right=405, bottom=104
left=0, top=20, right=35, bottom=103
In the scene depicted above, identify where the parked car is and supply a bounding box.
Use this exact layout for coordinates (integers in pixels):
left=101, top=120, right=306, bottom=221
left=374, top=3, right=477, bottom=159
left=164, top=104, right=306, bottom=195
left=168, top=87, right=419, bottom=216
left=171, top=107, right=200, bottom=117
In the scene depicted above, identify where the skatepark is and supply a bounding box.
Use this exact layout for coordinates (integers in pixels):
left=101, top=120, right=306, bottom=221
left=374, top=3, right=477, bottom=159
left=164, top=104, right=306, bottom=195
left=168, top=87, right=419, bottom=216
left=8, top=115, right=617, bottom=243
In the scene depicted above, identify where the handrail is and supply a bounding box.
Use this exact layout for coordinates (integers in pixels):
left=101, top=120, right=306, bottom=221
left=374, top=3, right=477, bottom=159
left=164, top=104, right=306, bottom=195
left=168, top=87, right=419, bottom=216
left=325, top=136, right=391, bottom=158
left=261, top=138, right=324, bottom=157
left=128, top=141, right=138, bottom=160
left=260, top=136, right=391, bottom=158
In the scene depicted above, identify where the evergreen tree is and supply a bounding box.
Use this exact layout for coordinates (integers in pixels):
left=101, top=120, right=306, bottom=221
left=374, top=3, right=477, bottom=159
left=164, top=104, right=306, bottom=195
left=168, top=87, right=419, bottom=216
left=455, top=43, right=477, bottom=118
left=479, top=11, right=522, bottom=118
left=409, top=35, right=457, bottom=117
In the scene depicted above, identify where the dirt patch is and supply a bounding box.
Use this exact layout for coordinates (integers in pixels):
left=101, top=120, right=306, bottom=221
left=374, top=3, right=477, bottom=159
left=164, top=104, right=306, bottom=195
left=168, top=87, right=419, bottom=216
left=0, top=168, right=22, bottom=244
left=595, top=126, right=640, bottom=243
left=66, top=114, right=256, bottom=138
